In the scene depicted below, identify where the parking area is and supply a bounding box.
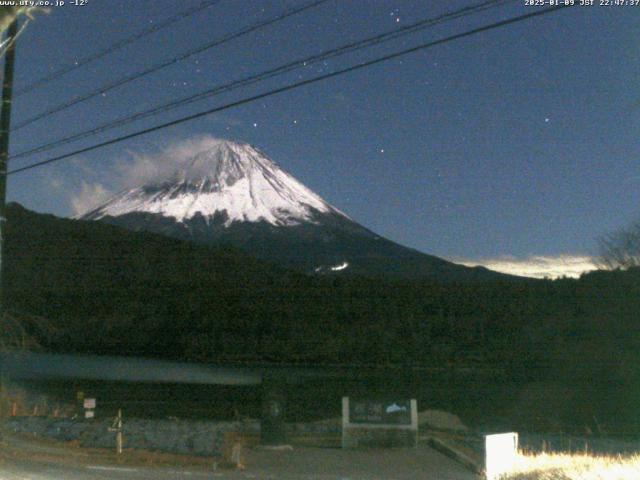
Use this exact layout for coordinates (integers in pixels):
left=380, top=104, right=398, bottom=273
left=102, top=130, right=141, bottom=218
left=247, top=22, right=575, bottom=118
left=0, top=431, right=476, bottom=480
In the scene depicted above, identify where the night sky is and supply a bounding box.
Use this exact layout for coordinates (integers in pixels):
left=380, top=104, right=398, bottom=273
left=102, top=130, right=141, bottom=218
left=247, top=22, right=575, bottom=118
left=5, top=1, right=639, bottom=276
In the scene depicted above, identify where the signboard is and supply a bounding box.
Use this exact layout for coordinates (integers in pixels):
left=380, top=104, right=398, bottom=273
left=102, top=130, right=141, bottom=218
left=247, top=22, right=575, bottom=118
left=84, top=410, right=95, bottom=419
left=485, top=432, right=518, bottom=480
left=349, top=399, right=412, bottom=425
left=83, top=398, right=96, bottom=409
left=342, top=397, right=418, bottom=448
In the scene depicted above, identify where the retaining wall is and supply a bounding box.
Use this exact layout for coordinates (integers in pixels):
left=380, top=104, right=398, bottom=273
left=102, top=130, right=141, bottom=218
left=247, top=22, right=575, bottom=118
left=4, top=416, right=259, bottom=456
left=3, top=416, right=343, bottom=456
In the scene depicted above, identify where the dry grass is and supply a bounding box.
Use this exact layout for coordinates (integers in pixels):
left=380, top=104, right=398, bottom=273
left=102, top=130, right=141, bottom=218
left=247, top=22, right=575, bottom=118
left=501, top=451, right=640, bottom=480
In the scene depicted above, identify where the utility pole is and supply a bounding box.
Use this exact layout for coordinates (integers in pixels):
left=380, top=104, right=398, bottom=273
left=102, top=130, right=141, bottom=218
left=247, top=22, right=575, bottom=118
left=0, top=18, right=18, bottom=316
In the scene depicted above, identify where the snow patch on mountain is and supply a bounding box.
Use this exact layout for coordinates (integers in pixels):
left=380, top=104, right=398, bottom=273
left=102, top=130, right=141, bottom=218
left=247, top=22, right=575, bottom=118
left=81, top=139, right=347, bottom=227
left=314, top=261, right=350, bottom=273
left=331, top=262, right=349, bottom=271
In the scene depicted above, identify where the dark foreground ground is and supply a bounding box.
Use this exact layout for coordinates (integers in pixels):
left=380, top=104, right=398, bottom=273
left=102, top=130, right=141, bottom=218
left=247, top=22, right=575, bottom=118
left=0, top=431, right=476, bottom=480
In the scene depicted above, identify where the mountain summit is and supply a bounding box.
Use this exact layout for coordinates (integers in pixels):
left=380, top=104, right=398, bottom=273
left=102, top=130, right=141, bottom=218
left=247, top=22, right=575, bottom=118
left=83, top=140, right=345, bottom=227
left=82, top=139, right=512, bottom=281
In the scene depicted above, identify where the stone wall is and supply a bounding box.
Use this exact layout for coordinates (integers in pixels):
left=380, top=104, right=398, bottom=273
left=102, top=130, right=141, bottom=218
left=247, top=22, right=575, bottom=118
left=4, top=416, right=259, bottom=456
left=3, top=416, right=343, bottom=456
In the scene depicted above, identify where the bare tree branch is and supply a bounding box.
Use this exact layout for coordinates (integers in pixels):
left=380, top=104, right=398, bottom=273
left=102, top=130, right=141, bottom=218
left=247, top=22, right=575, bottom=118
left=598, top=220, right=640, bottom=270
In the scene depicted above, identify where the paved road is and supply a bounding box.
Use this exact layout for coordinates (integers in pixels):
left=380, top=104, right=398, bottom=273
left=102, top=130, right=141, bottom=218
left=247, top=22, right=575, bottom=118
left=0, top=445, right=476, bottom=480
left=0, top=461, right=214, bottom=480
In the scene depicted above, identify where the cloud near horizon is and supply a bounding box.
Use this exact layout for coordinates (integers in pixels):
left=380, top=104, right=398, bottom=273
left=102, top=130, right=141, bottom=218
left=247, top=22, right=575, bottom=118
left=454, top=255, right=599, bottom=279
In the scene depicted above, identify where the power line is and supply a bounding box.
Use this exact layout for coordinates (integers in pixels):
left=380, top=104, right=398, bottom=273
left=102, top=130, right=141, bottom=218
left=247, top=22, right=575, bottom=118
left=11, top=0, right=331, bottom=131
left=11, top=0, right=514, bottom=162
left=8, top=5, right=572, bottom=176
left=14, top=0, right=222, bottom=97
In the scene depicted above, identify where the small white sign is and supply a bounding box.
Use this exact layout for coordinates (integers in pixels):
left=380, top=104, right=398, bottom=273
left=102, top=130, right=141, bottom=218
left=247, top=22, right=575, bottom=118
left=83, top=398, right=96, bottom=409
left=485, top=432, right=518, bottom=480
left=85, top=410, right=95, bottom=419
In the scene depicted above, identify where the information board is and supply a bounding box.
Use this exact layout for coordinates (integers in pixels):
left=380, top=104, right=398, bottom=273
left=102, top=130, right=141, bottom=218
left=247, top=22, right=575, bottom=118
left=342, top=397, right=418, bottom=448
left=349, top=399, right=412, bottom=425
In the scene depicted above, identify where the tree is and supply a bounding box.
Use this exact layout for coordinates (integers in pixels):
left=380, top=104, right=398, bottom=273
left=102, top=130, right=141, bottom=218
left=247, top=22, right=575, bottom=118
left=598, top=219, right=640, bottom=269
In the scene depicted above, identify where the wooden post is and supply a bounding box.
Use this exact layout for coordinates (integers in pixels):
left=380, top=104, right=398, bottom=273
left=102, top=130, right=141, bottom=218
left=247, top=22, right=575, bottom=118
left=109, top=408, right=123, bottom=454
left=116, top=409, right=123, bottom=454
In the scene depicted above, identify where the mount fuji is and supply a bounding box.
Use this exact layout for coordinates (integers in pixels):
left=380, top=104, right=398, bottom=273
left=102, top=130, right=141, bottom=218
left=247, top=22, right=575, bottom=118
left=81, top=139, right=509, bottom=281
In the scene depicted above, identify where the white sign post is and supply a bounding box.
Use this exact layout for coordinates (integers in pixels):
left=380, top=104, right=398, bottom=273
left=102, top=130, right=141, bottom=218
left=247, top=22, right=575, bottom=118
left=83, top=398, right=96, bottom=419
left=485, top=432, right=518, bottom=480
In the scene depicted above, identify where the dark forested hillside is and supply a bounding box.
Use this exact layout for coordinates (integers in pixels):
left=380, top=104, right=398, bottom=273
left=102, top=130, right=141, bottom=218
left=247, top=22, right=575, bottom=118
left=6, top=203, right=640, bottom=434
left=5, top=203, right=640, bottom=390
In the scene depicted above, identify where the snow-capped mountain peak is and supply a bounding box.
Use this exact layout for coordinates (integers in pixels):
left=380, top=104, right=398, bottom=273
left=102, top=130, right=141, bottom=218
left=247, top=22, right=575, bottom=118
left=82, top=139, right=345, bottom=227
left=80, top=138, right=516, bottom=281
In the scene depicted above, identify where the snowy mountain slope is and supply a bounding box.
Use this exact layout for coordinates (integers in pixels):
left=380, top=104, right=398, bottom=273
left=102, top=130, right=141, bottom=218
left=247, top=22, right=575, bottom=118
left=83, top=140, right=346, bottom=227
